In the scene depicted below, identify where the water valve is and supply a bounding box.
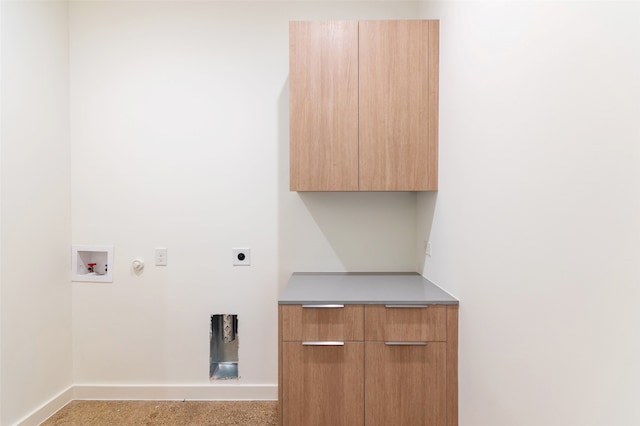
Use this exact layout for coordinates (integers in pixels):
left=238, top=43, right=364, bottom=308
left=132, top=259, right=145, bottom=272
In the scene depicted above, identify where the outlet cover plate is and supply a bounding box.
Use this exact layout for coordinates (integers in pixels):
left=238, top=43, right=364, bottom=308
left=232, top=248, right=251, bottom=266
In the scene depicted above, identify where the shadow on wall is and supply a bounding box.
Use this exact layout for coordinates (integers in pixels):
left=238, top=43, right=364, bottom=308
left=277, top=78, right=291, bottom=292
left=298, top=191, right=419, bottom=272
left=416, top=191, right=438, bottom=274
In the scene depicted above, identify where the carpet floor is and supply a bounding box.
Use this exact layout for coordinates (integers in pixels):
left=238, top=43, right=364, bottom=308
left=41, top=400, right=279, bottom=426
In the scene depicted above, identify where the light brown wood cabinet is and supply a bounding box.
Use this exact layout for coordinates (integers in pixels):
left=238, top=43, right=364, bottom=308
left=282, top=342, right=364, bottom=425
left=279, top=304, right=458, bottom=426
left=289, top=20, right=439, bottom=192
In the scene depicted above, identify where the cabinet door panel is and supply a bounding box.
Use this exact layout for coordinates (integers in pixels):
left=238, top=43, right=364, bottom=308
left=358, top=20, right=439, bottom=191
left=281, top=304, right=364, bottom=341
left=289, top=21, right=359, bottom=191
left=282, top=342, right=364, bottom=426
left=365, top=341, right=446, bottom=426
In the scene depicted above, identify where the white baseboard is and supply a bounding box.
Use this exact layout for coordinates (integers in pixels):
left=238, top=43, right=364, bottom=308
left=16, top=386, right=74, bottom=426
left=73, top=384, right=278, bottom=401
left=16, top=384, right=277, bottom=425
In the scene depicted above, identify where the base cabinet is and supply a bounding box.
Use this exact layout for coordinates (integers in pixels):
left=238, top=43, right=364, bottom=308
left=282, top=342, right=364, bottom=426
left=365, top=342, right=446, bottom=426
left=279, top=304, right=458, bottom=426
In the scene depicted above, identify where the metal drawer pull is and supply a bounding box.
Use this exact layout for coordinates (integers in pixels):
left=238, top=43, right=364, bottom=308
left=302, top=304, right=344, bottom=308
left=385, top=304, right=429, bottom=308
left=302, top=341, right=345, bottom=346
left=384, top=341, right=428, bottom=346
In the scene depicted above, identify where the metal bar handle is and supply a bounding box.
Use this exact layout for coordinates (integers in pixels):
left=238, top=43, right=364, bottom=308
left=302, top=304, right=345, bottom=308
left=384, top=341, right=428, bottom=346
left=302, top=341, right=345, bottom=346
left=385, top=304, right=429, bottom=308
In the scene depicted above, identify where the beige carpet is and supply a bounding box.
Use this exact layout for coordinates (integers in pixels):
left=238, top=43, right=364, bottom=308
left=42, top=400, right=279, bottom=426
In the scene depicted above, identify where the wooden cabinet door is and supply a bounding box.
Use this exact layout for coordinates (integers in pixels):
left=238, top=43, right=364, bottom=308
left=289, top=21, right=359, bottom=191
left=358, top=20, right=439, bottom=191
left=282, top=342, right=364, bottom=426
left=365, top=341, right=446, bottom=426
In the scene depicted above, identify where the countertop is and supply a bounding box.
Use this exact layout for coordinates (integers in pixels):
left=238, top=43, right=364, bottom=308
left=278, top=272, right=458, bottom=305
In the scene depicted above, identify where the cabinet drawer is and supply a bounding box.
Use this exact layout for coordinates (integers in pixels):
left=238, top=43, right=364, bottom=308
left=280, top=304, right=364, bottom=341
left=365, top=304, right=446, bottom=342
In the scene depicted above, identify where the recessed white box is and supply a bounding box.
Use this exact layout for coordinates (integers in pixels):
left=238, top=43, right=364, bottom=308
left=72, top=245, right=114, bottom=282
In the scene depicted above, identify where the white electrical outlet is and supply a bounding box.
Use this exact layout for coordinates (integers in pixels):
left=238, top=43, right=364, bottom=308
left=155, top=248, right=168, bottom=266
left=425, top=241, right=432, bottom=256
left=232, top=248, right=251, bottom=266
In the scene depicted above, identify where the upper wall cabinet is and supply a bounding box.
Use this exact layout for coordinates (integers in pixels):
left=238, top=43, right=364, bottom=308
left=289, top=20, right=439, bottom=192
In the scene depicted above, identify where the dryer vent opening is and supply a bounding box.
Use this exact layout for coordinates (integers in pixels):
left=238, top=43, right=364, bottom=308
left=210, top=314, right=238, bottom=380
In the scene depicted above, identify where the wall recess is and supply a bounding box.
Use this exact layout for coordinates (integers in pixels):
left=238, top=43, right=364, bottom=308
left=210, top=314, right=239, bottom=380
left=71, top=245, right=114, bottom=283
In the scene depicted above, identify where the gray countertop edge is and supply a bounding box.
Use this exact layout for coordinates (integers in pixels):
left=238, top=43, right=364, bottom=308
left=278, top=299, right=459, bottom=305
left=278, top=272, right=459, bottom=305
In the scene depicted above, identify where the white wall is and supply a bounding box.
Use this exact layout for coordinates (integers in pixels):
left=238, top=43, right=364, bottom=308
left=69, top=1, right=421, bottom=394
left=0, top=1, right=72, bottom=424
left=418, top=2, right=640, bottom=424
left=9, top=1, right=638, bottom=423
